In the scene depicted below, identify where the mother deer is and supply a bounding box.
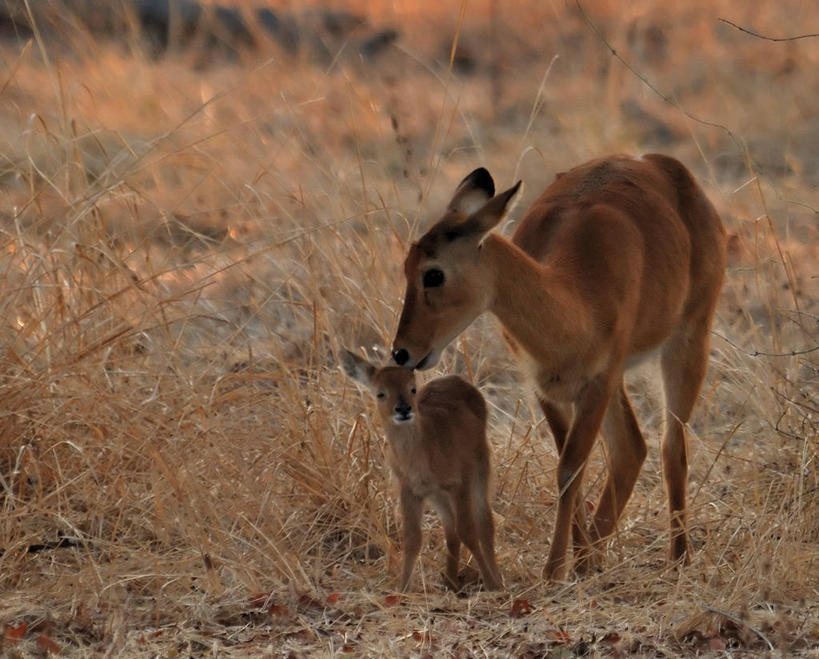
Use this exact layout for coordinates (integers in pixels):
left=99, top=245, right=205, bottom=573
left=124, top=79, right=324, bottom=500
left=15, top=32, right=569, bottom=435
left=391, top=154, right=726, bottom=581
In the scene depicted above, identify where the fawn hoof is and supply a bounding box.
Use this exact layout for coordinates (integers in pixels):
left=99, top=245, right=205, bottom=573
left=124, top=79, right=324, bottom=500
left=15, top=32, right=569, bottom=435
left=669, top=535, right=690, bottom=566
left=443, top=566, right=501, bottom=594
left=573, top=538, right=605, bottom=575
left=668, top=550, right=691, bottom=568
left=442, top=569, right=464, bottom=592
left=573, top=550, right=602, bottom=577
left=450, top=565, right=481, bottom=593
left=482, top=576, right=503, bottom=591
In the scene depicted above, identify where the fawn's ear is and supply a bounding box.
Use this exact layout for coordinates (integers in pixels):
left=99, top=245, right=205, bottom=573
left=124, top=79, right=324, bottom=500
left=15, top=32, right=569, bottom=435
left=340, top=349, right=377, bottom=390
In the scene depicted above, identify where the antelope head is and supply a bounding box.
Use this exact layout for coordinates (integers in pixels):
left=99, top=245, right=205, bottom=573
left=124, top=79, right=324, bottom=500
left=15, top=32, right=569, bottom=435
left=391, top=168, right=521, bottom=370
left=340, top=350, right=418, bottom=425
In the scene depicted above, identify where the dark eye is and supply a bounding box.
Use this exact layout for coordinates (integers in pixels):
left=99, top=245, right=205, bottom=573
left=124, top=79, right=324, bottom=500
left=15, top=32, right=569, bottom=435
left=410, top=387, right=417, bottom=394
left=423, top=269, right=445, bottom=288
left=377, top=392, right=386, bottom=399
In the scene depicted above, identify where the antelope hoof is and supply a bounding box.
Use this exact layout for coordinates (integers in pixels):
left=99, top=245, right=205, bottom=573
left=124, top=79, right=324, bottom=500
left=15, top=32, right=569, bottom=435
left=573, top=549, right=602, bottom=576
left=542, top=561, right=569, bottom=584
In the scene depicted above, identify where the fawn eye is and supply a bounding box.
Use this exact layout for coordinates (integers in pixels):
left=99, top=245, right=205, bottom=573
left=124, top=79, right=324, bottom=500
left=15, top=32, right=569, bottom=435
left=377, top=392, right=386, bottom=399
left=410, top=387, right=416, bottom=394
left=422, top=268, right=445, bottom=288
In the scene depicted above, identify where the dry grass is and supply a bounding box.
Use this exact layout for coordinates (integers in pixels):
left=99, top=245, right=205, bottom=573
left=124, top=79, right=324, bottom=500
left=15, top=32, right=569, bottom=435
left=0, top=0, right=817, bottom=656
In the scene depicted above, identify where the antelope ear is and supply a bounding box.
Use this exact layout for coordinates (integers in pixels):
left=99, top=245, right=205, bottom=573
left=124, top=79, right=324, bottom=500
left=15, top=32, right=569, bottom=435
left=460, top=180, right=522, bottom=238
left=448, top=168, right=496, bottom=216
left=340, top=349, right=377, bottom=389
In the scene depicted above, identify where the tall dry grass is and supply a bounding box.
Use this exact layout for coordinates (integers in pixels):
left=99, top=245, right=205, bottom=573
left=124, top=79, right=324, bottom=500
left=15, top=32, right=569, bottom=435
left=0, top=0, right=816, bottom=656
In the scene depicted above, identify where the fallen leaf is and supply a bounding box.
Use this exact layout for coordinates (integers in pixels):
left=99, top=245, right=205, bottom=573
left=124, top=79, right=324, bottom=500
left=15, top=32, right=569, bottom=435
left=708, top=636, right=727, bottom=651
left=326, top=593, right=341, bottom=605
left=548, top=630, right=571, bottom=645
left=412, top=630, right=436, bottom=643
left=384, top=594, right=401, bottom=607
left=4, top=622, right=27, bottom=643
left=342, top=644, right=355, bottom=653
left=297, top=594, right=324, bottom=612
left=37, top=634, right=62, bottom=655
left=269, top=604, right=290, bottom=617
left=510, top=598, right=532, bottom=617
left=600, top=631, right=621, bottom=645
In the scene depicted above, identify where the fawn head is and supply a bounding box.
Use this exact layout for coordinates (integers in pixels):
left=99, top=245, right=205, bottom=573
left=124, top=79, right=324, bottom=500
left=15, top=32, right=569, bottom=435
left=341, top=350, right=418, bottom=425
left=391, top=168, right=521, bottom=370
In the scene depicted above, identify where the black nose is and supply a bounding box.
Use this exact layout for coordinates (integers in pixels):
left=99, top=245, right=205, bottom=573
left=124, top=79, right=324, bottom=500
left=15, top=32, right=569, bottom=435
left=392, top=348, right=409, bottom=366
left=395, top=401, right=412, bottom=417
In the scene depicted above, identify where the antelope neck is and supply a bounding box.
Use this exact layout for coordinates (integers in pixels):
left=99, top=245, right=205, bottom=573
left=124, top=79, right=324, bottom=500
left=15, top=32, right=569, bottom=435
left=482, top=233, right=585, bottom=361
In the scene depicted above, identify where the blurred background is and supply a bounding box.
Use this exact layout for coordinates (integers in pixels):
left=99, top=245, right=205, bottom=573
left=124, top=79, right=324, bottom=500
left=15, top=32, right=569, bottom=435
left=0, top=1, right=816, bottom=655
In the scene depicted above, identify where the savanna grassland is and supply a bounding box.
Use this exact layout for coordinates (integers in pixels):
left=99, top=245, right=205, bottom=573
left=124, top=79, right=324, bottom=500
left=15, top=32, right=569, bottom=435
left=0, top=0, right=817, bottom=656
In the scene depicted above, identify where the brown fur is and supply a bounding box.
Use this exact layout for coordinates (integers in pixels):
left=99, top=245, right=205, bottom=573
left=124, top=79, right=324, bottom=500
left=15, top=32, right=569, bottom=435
left=340, top=351, right=502, bottom=591
left=392, top=154, right=727, bottom=581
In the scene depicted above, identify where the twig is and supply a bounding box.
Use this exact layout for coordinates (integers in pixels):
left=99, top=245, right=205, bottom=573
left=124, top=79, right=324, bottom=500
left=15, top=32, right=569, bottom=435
left=773, top=408, right=802, bottom=441
left=712, top=331, right=819, bottom=358
left=0, top=534, right=81, bottom=557
left=0, top=39, right=32, bottom=97
left=448, top=0, right=468, bottom=74
left=572, top=0, right=742, bottom=152
left=770, top=387, right=819, bottom=416
left=701, top=603, right=775, bottom=652
left=692, top=421, right=742, bottom=504
left=719, top=18, right=819, bottom=42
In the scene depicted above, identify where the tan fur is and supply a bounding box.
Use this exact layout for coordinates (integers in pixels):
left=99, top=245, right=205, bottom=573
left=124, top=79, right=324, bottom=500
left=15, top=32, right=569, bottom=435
left=392, top=154, right=727, bottom=581
left=340, top=350, right=502, bottom=591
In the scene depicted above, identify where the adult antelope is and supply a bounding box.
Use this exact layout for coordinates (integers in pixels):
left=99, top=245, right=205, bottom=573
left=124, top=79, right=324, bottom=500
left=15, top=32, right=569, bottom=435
left=391, top=154, right=726, bottom=581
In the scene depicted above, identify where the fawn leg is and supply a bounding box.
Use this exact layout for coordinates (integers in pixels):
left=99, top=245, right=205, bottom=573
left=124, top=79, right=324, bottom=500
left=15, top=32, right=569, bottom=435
left=471, top=468, right=502, bottom=589
left=455, top=485, right=501, bottom=590
left=398, top=488, right=424, bottom=591
left=430, top=491, right=461, bottom=590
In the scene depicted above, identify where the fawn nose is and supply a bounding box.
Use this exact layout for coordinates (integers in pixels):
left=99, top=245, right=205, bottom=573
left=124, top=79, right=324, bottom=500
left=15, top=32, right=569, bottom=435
left=392, top=348, right=409, bottom=366
left=394, top=400, right=412, bottom=418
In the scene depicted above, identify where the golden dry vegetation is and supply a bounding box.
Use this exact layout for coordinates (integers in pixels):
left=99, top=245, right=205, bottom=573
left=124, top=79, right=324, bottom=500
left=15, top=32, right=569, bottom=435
left=0, top=0, right=817, bottom=656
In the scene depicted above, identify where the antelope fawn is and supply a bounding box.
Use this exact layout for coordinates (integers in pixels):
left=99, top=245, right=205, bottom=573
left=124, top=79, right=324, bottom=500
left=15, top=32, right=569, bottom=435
left=391, top=154, right=727, bottom=581
left=340, top=349, right=502, bottom=592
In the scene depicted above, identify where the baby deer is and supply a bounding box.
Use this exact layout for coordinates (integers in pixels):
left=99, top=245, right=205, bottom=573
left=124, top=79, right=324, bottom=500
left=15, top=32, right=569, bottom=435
left=340, top=349, right=502, bottom=592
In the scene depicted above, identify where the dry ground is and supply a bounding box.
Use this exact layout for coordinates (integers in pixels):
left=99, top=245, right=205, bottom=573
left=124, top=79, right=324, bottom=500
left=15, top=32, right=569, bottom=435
left=0, top=0, right=817, bottom=656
